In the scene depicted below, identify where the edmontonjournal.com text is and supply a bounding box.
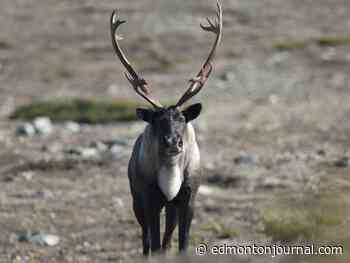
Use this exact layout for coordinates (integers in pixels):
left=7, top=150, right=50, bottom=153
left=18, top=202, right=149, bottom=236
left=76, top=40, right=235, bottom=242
left=195, top=242, right=344, bottom=257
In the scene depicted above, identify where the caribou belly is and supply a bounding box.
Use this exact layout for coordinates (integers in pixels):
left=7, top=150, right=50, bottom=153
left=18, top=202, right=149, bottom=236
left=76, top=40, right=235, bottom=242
left=158, top=165, right=182, bottom=201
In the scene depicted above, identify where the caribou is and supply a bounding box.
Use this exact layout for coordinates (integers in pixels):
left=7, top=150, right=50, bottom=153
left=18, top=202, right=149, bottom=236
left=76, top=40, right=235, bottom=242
left=110, top=1, right=222, bottom=256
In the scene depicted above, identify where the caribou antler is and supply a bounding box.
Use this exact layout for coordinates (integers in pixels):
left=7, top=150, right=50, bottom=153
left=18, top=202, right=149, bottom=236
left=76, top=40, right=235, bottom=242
left=110, top=9, right=163, bottom=109
left=176, top=0, right=222, bottom=107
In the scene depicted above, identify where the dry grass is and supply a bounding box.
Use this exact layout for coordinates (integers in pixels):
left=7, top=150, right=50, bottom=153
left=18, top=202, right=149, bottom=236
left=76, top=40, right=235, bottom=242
left=200, top=220, right=239, bottom=239
left=261, top=193, right=346, bottom=242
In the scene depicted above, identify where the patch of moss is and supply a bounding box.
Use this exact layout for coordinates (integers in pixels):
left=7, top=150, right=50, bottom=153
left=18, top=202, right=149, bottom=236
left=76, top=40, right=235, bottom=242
left=272, top=39, right=309, bottom=51
left=271, top=35, right=350, bottom=51
left=315, top=35, right=350, bottom=47
left=314, top=209, right=343, bottom=227
left=10, top=98, right=142, bottom=124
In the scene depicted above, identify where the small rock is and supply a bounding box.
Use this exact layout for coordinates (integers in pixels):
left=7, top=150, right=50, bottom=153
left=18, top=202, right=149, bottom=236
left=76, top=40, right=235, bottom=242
left=64, top=121, right=80, bottom=133
left=16, top=123, right=35, bottom=136
left=83, top=241, right=91, bottom=248
left=110, top=144, right=123, bottom=156
left=269, top=94, right=279, bottom=105
left=65, top=148, right=81, bottom=155
left=15, top=255, right=23, bottom=261
left=21, top=171, right=34, bottom=181
left=40, top=234, right=60, bottom=246
left=244, top=122, right=254, bottom=131
left=220, top=71, right=236, bottom=82
left=95, top=243, right=103, bottom=251
left=107, top=84, right=119, bottom=95
left=75, top=244, right=83, bottom=252
left=321, top=47, right=336, bottom=61
left=334, top=156, right=349, bottom=168
left=90, top=141, right=108, bottom=152
left=112, top=197, right=124, bottom=208
left=234, top=152, right=258, bottom=165
left=41, top=189, right=55, bottom=199
left=42, top=142, right=63, bottom=153
left=72, top=147, right=99, bottom=159
left=316, top=149, right=326, bottom=156
left=266, top=51, right=289, bottom=66
left=203, top=161, right=215, bottom=170
left=198, top=185, right=214, bottom=196
left=66, top=147, right=99, bottom=159
left=261, top=177, right=287, bottom=189
left=33, top=117, right=53, bottom=135
left=80, top=147, right=99, bottom=158
left=17, top=232, right=60, bottom=246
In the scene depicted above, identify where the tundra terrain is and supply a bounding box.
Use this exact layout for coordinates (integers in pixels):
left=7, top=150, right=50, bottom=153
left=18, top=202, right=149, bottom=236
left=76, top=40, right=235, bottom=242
left=0, top=0, right=350, bottom=262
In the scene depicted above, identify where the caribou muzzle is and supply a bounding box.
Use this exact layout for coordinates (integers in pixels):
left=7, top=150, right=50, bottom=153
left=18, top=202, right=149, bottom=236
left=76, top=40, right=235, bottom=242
left=163, top=134, right=183, bottom=156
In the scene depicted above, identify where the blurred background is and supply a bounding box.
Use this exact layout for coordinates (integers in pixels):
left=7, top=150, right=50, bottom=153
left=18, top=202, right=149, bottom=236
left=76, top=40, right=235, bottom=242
left=0, top=0, right=349, bottom=262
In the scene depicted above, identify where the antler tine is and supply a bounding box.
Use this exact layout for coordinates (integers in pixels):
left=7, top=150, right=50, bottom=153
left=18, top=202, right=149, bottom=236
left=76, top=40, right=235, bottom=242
left=110, top=9, right=163, bottom=109
left=176, top=0, right=222, bottom=107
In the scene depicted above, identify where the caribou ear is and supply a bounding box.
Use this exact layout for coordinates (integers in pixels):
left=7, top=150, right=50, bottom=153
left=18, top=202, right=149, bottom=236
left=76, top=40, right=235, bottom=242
left=182, top=103, right=202, bottom=122
left=136, top=108, right=154, bottom=123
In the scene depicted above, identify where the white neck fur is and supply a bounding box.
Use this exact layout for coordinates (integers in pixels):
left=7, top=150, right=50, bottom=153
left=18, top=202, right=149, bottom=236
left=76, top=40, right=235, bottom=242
left=157, top=165, right=182, bottom=201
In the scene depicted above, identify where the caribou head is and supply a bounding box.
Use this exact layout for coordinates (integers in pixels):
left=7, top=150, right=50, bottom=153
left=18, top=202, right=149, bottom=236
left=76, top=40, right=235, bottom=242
left=110, top=1, right=222, bottom=159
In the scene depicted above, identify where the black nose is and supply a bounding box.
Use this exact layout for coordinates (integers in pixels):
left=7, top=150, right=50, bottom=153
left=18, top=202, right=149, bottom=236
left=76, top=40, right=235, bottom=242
left=163, top=135, right=182, bottom=148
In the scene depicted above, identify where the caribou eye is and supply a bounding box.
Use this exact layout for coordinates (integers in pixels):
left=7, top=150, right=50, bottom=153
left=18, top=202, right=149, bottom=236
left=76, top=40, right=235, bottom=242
left=174, top=113, right=185, bottom=121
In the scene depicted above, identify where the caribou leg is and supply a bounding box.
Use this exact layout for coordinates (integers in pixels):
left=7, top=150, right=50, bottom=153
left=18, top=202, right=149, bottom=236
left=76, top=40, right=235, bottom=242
left=133, top=199, right=150, bottom=256
left=162, top=203, right=178, bottom=252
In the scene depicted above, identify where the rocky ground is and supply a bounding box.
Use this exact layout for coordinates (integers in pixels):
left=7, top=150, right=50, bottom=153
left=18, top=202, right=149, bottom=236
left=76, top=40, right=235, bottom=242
left=1, top=0, right=350, bottom=262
